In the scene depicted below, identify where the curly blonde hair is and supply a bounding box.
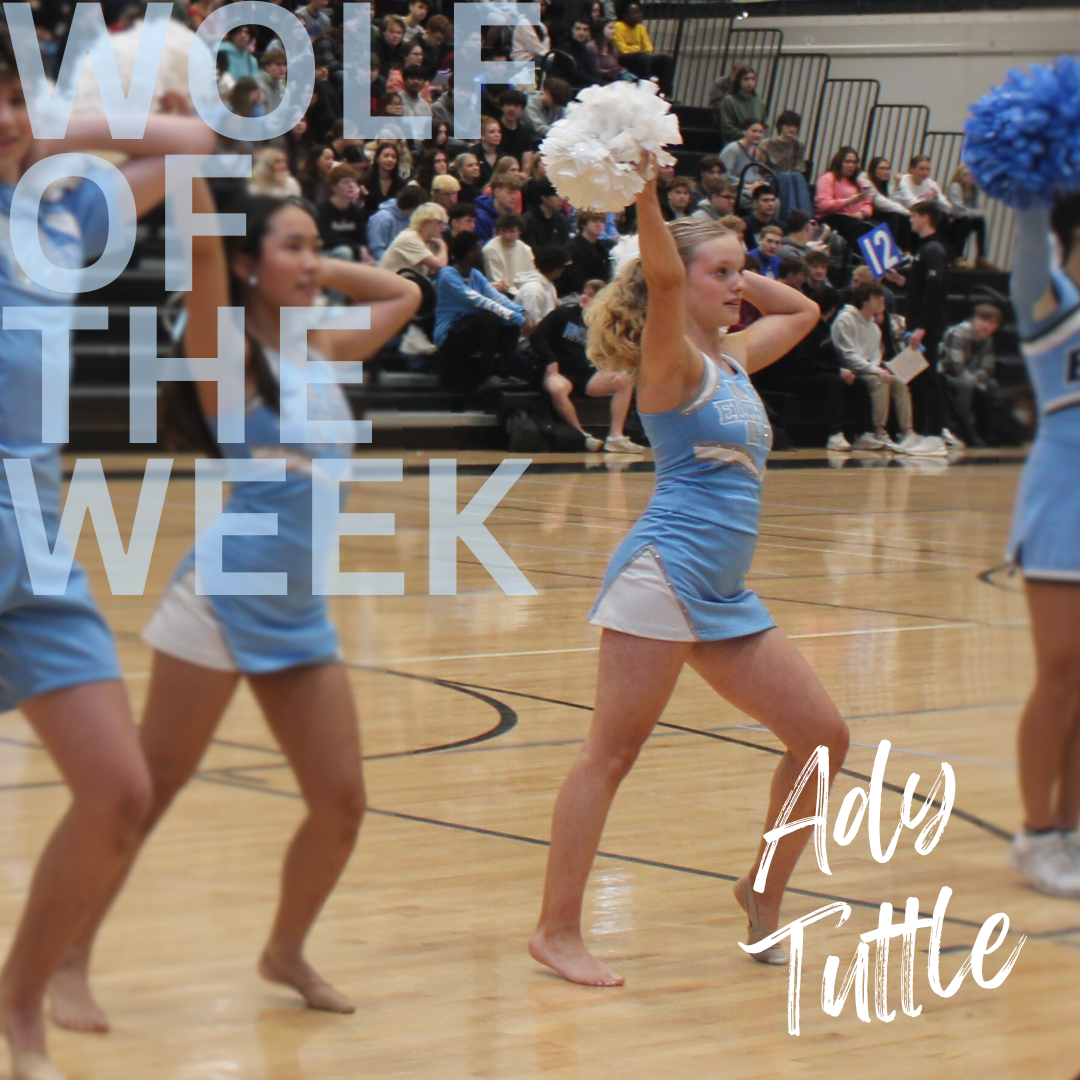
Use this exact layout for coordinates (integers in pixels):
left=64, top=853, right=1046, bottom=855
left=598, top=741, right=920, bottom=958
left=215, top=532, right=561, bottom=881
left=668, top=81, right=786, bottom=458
left=585, top=219, right=734, bottom=375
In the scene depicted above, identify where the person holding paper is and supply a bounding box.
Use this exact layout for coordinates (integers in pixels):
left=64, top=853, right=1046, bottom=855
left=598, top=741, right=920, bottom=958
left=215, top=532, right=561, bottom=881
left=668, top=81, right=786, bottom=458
left=53, top=192, right=421, bottom=1034
left=830, top=282, right=933, bottom=453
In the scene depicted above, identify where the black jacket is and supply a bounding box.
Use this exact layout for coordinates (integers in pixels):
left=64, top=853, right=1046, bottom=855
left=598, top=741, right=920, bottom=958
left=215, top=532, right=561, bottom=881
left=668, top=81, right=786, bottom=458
left=522, top=207, right=572, bottom=253
left=561, top=234, right=613, bottom=296
left=905, top=232, right=949, bottom=339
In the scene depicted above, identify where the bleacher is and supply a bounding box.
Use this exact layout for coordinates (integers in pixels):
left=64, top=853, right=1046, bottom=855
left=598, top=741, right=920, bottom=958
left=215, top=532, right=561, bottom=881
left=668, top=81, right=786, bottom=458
left=66, top=3, right=1026, bottom=452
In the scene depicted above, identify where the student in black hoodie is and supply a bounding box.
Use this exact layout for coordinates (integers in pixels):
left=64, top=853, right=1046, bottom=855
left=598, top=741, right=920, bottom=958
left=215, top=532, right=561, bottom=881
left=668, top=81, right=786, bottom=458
left=561, top=210, right=613, bottom=296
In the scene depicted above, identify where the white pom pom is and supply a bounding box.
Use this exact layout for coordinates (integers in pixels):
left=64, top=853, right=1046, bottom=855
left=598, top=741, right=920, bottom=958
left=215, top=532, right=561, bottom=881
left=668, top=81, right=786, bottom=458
left=610, top=233, right=641, bottom=274
left=539, top=82, right=682, bottom=212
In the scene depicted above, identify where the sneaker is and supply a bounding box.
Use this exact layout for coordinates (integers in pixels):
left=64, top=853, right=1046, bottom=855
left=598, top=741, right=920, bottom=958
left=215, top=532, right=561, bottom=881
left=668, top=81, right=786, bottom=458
left=604, top=434, right=646, bottom=454
left=399, top=324, right=437, bottom=356
left=1063, top=829, right=1080, bottom=870
left=1009, top=830, right=1080, bottom=898
left=852, top=432, right=887, bottom=450
left=585, top=435, right=604, bottom=452
left=826, top=432, right=851, bottom=452
left=897, top=433, right=949, bottom=457
left=941, top=427, right=966, bottom=450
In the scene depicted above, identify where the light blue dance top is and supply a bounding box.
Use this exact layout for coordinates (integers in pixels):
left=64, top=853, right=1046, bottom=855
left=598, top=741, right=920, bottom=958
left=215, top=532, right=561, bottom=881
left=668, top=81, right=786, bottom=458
left=0, top=173, right=121, bottom=712
left=590, top=352, right=776, bottom=641
left=176, top=345, right=354, bottom=672
left=1007, top=208, right=1080, bottom=582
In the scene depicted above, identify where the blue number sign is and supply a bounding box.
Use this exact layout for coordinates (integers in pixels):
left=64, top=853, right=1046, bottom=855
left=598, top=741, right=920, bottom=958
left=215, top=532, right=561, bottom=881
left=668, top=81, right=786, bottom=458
left=856, top=222, right=902, bottom=280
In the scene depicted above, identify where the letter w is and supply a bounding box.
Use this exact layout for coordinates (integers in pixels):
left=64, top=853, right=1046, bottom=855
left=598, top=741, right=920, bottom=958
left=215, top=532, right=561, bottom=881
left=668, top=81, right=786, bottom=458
left=4, top=458, right=172, bottom=595
left=5, top=2, right=171, bottom=138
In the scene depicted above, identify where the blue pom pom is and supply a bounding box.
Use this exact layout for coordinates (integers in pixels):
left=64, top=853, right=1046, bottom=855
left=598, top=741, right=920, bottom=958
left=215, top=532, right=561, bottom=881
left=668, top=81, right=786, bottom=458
left=964, top=54, right=1080, bottom=209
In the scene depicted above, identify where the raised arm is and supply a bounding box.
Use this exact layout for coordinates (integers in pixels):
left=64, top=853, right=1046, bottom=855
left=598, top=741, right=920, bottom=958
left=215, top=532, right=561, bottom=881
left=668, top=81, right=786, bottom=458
left=184, top=176, right=231, bottom=418
left=311, top=261, right=422, bottom=364
left=29, top=114, right=217, bottom=219
left=1011, top=206, right=1058, bottom=334
left=635, top=175, right=701, bottom=410
left=723, top=272, right=819, bottom=374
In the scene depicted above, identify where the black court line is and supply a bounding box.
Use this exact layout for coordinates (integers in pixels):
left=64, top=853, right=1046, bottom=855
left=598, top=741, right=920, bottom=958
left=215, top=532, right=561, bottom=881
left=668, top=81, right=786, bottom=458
left=194, top=768, right=1076, bottom=943
left=979, top=564, right=1024, bottom=593
left=406, top=675, right=1015, bottom=844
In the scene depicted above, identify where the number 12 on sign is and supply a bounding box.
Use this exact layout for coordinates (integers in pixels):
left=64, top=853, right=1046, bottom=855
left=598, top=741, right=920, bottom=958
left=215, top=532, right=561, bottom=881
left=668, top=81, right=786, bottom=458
left=857, top=223, right=901, bottom=279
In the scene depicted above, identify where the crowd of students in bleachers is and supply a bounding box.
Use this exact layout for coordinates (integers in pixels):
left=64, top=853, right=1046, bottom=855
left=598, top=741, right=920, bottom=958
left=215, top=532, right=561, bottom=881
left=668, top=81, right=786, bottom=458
left=45, top=0, right=1024, bottom=453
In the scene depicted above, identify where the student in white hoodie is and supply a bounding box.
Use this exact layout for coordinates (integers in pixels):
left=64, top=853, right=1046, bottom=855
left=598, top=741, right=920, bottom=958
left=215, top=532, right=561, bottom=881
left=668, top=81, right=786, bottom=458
left=893, top=155, right=952, bottom=213
left=482, top=212, right=537, bottom=294
left=830, top=282, right=930, bottom=454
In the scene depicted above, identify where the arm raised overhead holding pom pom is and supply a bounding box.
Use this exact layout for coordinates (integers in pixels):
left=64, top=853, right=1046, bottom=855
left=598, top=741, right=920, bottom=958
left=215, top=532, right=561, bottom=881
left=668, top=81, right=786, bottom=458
left=963, top=54, right=1080, bottom=210
left=539, top=81, right=682, bottom=212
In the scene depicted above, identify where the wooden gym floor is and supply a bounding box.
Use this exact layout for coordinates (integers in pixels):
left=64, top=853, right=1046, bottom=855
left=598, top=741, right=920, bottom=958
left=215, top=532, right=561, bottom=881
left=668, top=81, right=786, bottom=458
left=0, top=447, right=1077, bottom=1080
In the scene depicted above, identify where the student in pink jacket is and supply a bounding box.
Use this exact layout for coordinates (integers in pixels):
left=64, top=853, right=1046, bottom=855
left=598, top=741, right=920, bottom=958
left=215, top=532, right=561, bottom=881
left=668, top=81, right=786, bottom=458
left=814, top=146, right=876, bottom=245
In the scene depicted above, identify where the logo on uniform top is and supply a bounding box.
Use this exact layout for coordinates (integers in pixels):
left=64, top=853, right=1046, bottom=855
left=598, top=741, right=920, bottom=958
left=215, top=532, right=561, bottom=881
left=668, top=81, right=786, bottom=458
left=1068, top=347, right=1080, bottom=383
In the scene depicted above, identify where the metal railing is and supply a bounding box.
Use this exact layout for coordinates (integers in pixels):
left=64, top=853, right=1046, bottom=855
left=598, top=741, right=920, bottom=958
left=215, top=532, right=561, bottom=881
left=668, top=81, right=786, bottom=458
left=763, top=52, right=831, bottom=170
left=865, top=104, right=930, bottom=179
left=809, top=79, right=880, bottom=177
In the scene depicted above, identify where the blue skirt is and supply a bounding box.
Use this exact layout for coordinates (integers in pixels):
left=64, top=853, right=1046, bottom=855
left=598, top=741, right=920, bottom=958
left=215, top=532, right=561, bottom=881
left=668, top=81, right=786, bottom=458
left=589, top=511, right=775, bottom=642
left=1008, top=434, right=1080, bottom=583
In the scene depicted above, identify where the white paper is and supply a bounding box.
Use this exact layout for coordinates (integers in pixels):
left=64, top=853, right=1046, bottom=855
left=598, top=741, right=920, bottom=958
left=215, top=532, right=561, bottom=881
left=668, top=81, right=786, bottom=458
left=884, top=347, right=929, bottom=385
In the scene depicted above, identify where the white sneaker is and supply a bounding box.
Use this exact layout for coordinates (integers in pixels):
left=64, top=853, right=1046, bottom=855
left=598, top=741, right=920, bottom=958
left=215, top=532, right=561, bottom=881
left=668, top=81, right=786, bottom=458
left=826, top=432, right=851, bottom=451
left=604, top=434, right=646, bottom=454
left=853, top=432, right=887, bottom=450
left=1009, top=830, right=1080, bottom=898
left=897, top=433, right=949, bottom=457
left=1063, top=829, right=1080, bottom=869
left=584, top=435, right=604, bottom=452
left=399, top=324, right=437, bottom=356
left=942, top=427, right=966, bottom=450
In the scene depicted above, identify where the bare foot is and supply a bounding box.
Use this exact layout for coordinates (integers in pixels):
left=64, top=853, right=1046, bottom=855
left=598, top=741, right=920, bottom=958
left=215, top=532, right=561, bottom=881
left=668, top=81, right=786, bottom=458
left=0, top=1002, right=68, bottom=1080
left=528, top=928, right=624, bottom=986
left=258, top=947, right=355, bottom=1014
left=48, top=965, right=109, bottom=1033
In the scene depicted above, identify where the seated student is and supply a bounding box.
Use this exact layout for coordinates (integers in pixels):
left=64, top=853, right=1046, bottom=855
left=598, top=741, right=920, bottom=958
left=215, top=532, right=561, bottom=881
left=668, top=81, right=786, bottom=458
left=512, top=0, right=551, bottom=62
left=431, top=173, right=461, bottom=211
left=778, top=209, right=826, bottom=261
left=379, top=201, right=449, bottom=277
left=399, top=65, right=433, bottom=118
left=748, top=225, right=783, bottom=279
left=523, top=178, right=572, bottom=251
left=317, top=163, right=369, bottom=260
left=691, top=177, right=737, bottom=222
left=713, top=64, right=766, bottom=146
left=831, top=282, right=922, bottom=452
left=759, top=109, right=813, bottom=217
left=515, top=245, right=569, bottom=324
left=860, top=156, right=913, bottom=251
left=451, top=153, right=484, bottom=204
left=611, top=1, right=675, bottom=98
left=559, top=15, right=604, bottom=88
left=777, top=255, right=809, bottom=291
left=562, top=210, right=613, bottom=295
left=434, top=231, right=530, bottom=390
left=946, top=163, right=991, bottom=267
left=535, top=279, right=646, bottom=453
left=446, top=201, right=478, bottom=244
left=691, top=154, right=725, bottom=205
left=419, top=14, right=452, bottom=79
left=482, top=212, right=537, bottom=294
left=720, top=119, right=770, bottom=207
left=401, top=0, right=429, bottom=43
left=468, top=116, right=504, bottom=189
left=474, top=175, right=525, bottom=242
left=588, top=19, right=629, bottom=84
left=815, top=146, right=876, bottom=245
left=497, top=89, right=539, bottom=164
left=525, top=78, right=575, bottom=137
left=664, top=175, right=696, bottom=220
left=742, top=186, right=782, bottom=248
left=367, top=184, right=429, bottom=262
left=720, top=213, right=748, bottom=250
left=939, top=303, right=1023, bottom=446
left=760, top=110, right=807, bottom=175
left=893, top=155, right=951, bottom=213
left=257, top=48, right=288, bottom=113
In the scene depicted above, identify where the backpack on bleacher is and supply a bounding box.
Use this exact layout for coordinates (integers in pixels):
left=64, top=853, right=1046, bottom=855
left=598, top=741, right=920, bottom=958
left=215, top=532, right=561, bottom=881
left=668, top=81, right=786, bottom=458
left=506, top=396, right=588, bottom=453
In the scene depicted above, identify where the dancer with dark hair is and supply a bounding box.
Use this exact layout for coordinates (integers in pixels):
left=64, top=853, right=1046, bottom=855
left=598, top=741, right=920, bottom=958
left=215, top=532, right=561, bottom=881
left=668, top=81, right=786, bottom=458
left=529, top=165, right=849, bottom=986
left=50, top=190, right=420, bottom=1032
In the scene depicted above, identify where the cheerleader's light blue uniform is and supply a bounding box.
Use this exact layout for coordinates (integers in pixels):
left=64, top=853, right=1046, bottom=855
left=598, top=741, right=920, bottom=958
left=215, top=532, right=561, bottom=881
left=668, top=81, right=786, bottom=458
left=589, top=353, right=775, bottom=641
left=0, top=175, right=121, bottom=713
left=1007, top=208, right=1080, bottom=582
left=143, top=347, right=352, bottom=673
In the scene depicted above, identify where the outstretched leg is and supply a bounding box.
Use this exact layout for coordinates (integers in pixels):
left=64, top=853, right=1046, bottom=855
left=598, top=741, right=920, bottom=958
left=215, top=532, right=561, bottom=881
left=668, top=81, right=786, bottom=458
left=530, top=630, right=691, bottom=985
left=1, top=680, right=150, bottom=1080
left=249, top=663, right=365, bottom=1014
left=49, top=654, right=238, bottom=1033
left=687, top=628, right=848, bottom=938
left=586, top=371, right=634, bottom=440
left=544, top=371, right=587, bottom=434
